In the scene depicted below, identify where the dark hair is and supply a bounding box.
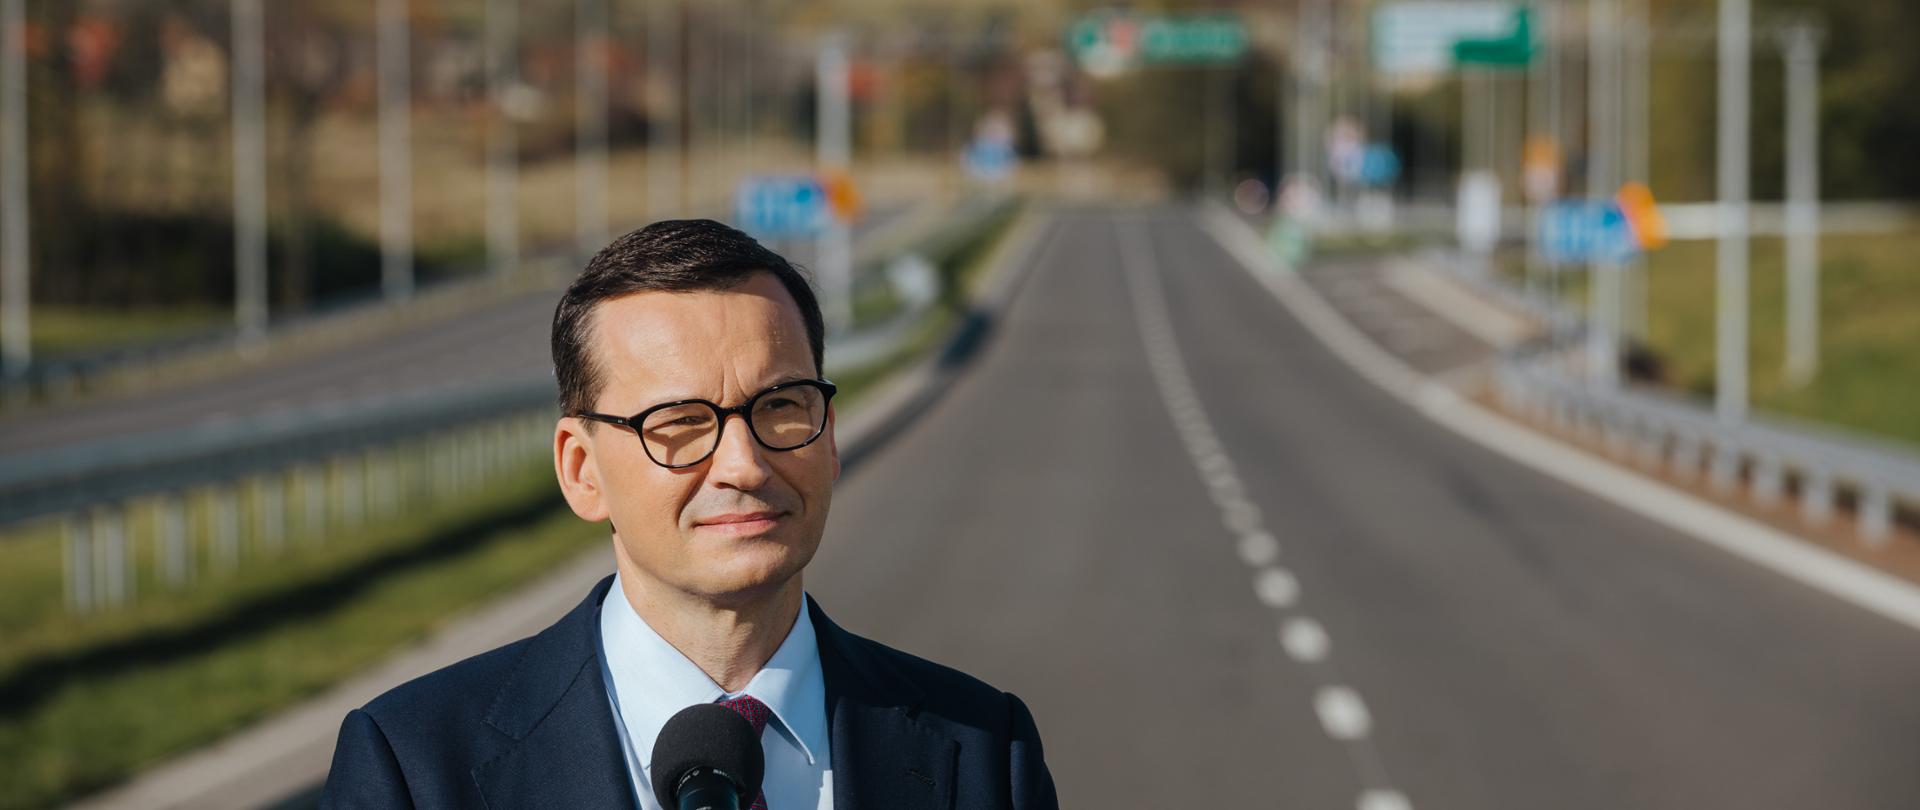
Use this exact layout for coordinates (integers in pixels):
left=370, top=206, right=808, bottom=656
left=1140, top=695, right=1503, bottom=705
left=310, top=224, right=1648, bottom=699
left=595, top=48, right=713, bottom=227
left=551, top=219, right=826, bottom=418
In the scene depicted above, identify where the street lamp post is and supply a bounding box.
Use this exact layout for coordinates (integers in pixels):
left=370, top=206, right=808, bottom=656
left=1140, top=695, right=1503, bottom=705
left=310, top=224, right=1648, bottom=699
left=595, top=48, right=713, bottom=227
left=232, top=0, right=268, bottom=348
left=378, top=0, right=414, bottom=303
left=576, top=0, right=610, bottom=258
left=1715, top=0, right=1750, bottom=428
left=1781, top=22, right=1821, bottom=387
left=485, top=0, right=520, bottom=279
left=815, top=32, right=852, bottom=336
left=1, top=0, right=28, bottom=377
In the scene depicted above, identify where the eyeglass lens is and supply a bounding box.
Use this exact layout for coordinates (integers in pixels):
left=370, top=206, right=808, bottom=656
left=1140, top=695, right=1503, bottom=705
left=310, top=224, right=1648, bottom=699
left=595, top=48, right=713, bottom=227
left=638, top=384, right=829, bottom=467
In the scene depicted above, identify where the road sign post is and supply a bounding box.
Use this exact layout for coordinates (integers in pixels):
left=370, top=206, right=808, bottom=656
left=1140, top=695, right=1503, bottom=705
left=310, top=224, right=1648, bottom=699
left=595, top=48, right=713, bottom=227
left=378, top=0, right=414, bottom=304
left=1, top=0, right=27, bottom=377
left=1292, top=0, right=1330, bottom=194
left=1588, top=0, right=1621, bottom=388
left=575, top=0, right=610, bottom=259
left=815, top=33, right=852, bottom=337
left=232, top=0, right=268, bottom=348
left=1622, top=0, right=1652, bottom=341
left=486, top=0, right=519, bottom=278
left=1717, top=0, right=1751, bottom=427
left=1781, top=23, right=1821, bottom=387
left=645, top=0, right=680, bottom=219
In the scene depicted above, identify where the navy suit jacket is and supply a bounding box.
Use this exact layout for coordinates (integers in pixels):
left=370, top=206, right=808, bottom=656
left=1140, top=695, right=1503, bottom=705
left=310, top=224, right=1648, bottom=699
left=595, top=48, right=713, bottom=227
left=320, top=575, right=1058, bottom=809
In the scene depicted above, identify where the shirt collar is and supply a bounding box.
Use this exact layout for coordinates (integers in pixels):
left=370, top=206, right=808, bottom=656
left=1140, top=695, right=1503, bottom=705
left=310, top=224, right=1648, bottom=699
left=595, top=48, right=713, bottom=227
left=599, top=573, right=827, bottom=773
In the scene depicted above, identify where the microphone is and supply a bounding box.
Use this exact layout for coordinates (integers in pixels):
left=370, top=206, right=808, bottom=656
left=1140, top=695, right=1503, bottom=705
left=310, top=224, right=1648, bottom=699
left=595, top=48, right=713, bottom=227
left=650, top=703, right=765, bottom=810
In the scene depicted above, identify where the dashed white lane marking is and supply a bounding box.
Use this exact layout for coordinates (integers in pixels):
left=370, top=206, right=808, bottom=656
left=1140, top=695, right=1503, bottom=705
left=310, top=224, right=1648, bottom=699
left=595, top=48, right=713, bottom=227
left=1358, top=789, right=1416, bottom=810
left=1207, top=476, right=1248, bottom=504
left=1220, top=499, right=1263, bottom=535
left=1237, top=531, right=1281, bottom=567
left=1281, top=616, right=1332, bottom=663
left=1254, top=567, right=1301, bottom=608
left=1315, top=686, right=1373, bottom=741
left=1199, top=201, right=1920, bottom=637
left=1115, top=217, right=1412, bottom=809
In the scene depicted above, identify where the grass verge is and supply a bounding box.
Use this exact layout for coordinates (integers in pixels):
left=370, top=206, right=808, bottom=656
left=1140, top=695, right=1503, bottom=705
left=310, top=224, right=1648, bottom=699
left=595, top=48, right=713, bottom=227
left=1492, top=229, right=1920, bottom=447
left=0, top=196, right=1027, bottom=810
left=20, top=306, right=228, bottom=358
left=0, top=471, right=595, bottom=810
left=1641, top=232, right=1920, bottom=446
left=829, top=199, right=1025, bottom=407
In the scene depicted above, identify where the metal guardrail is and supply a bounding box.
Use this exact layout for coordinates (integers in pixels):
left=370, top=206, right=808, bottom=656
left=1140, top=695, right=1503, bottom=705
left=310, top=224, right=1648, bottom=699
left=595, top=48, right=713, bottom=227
left=833, top=194, right=1018, bottom=370
left=1466, top=255, right=1920, bottom=546
left=0, top=253, right=576, bottom=413
left=1495, top=358, right=1918, bottom=543
left=6, top=194, right=1017, bottom=617
left=47, top=400, right=558, bottom=615
left=0, top=380, right=555, bottom=527
left=1, top=197, right=949, bottom=414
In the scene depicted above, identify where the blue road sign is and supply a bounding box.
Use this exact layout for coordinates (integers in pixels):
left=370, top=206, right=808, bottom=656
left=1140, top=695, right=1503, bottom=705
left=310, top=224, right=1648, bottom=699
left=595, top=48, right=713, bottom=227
left=964, top=137, right=1015, bottom=182
left=734, top=175, right=830, bottom=240
left=1539, top=200, right=1638, bottom=265
left=1357, top=144, right=1401, bottom=188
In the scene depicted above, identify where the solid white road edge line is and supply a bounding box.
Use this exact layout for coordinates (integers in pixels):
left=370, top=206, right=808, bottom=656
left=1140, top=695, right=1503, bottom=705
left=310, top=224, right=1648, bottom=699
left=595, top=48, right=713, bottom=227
left=1197, top=204, right=1920, bottom=635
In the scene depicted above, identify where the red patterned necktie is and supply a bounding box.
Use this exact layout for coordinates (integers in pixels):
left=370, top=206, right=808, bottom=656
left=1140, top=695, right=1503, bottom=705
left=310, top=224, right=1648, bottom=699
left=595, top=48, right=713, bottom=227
left=717, top=694, right=772, bottom=810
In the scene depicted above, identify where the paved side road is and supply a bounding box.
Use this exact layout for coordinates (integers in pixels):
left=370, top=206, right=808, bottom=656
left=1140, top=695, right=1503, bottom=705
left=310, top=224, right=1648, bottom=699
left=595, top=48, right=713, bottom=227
left=807, top=205, right=1920, bottom=809
left=0, top=203, right=918, bottom=459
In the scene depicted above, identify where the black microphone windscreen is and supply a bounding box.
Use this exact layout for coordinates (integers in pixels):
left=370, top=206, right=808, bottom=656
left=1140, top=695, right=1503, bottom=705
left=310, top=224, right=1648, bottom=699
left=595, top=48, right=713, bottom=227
left=650, top=703, right=766, bottom=810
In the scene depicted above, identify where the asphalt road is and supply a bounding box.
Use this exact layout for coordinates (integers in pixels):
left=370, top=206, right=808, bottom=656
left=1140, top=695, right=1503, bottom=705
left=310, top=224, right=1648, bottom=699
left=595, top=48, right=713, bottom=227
left=806, top=205, right=1920, bottom=808
left=0, top=203, right=916, bottom=459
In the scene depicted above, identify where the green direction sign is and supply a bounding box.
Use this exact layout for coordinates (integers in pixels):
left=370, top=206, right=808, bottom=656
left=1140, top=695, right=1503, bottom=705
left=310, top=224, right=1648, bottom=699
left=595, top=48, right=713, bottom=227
left=1452, top=8, right=1535, bottom=68
left=1373, top=2, right=1530, bottom=77
left=1068, top=12, right=1248, bottom=73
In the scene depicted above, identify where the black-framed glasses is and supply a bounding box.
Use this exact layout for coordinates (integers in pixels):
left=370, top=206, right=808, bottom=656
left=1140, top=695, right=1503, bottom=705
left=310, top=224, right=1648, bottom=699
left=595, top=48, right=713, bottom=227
left=573, top=378, right=838, bottom=469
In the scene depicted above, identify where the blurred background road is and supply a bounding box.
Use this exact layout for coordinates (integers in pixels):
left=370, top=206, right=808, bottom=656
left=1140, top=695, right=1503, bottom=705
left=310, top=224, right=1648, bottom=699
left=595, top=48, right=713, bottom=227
left=0, top=200, right=915, bottom=458
left=5, top=1, right=1920, bottom=808
left=812, top=206, right=1920, bottom=809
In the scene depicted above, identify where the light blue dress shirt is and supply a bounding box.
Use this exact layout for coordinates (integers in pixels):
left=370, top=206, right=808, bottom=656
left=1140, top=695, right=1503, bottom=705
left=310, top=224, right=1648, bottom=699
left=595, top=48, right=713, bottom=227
left=597, top=573, right=834, bottom=810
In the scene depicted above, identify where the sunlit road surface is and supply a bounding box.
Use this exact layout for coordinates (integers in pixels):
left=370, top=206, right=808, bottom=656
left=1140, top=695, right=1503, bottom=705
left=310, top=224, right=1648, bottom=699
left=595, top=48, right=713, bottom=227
left=808, top=205, right=1920, bottom=809
left=0, top=204, right=915, bottom=458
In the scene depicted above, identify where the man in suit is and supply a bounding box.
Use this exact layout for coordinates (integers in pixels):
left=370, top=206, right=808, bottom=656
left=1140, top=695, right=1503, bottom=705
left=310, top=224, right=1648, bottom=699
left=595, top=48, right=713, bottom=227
left=320, top=220, right=1057, bottom=809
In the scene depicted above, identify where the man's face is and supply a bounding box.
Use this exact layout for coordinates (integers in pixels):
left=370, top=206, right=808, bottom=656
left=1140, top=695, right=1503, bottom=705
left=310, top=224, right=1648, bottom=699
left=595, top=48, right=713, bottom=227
left=559, top=272, right=837, bottom=605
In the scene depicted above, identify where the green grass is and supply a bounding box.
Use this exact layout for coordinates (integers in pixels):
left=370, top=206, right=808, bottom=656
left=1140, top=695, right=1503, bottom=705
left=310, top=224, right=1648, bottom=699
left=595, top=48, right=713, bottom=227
left=12, top=306, right=227, bottom=357
left=1311, top=230, right=1427, bottom=259
left=828, top=199, right=1025, bottom=407
left=0, top=459, right=548, bottom=680
left=0, top=197, right=1028, bottom=810
left=1495, top=229, right=1920, bottom=447
left=0, top=477, right=599, bottom=810
left=849, top=275, right=906, bottom=331
left=1640, top=231, right=1920, bottom=447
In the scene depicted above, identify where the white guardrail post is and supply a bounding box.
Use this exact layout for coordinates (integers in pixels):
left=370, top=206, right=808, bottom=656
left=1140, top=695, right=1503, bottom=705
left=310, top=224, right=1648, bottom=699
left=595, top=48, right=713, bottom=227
left=15, top=190, right=1009, bottom=617
left=1501, top=355, right=1916, bottom=547
left=33, top=405, right=559, bottom=615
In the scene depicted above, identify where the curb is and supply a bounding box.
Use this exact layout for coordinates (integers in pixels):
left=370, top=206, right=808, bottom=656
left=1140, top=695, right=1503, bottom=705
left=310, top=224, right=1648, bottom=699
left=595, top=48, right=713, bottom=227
left=1195, top=201, right=1920, bottom=636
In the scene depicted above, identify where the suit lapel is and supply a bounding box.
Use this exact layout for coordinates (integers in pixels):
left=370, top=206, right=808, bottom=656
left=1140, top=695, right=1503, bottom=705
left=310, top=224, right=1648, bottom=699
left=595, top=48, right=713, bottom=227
left=812, top=599, right=957, bottom=810
left=472, top=575, right=636, bottom=810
